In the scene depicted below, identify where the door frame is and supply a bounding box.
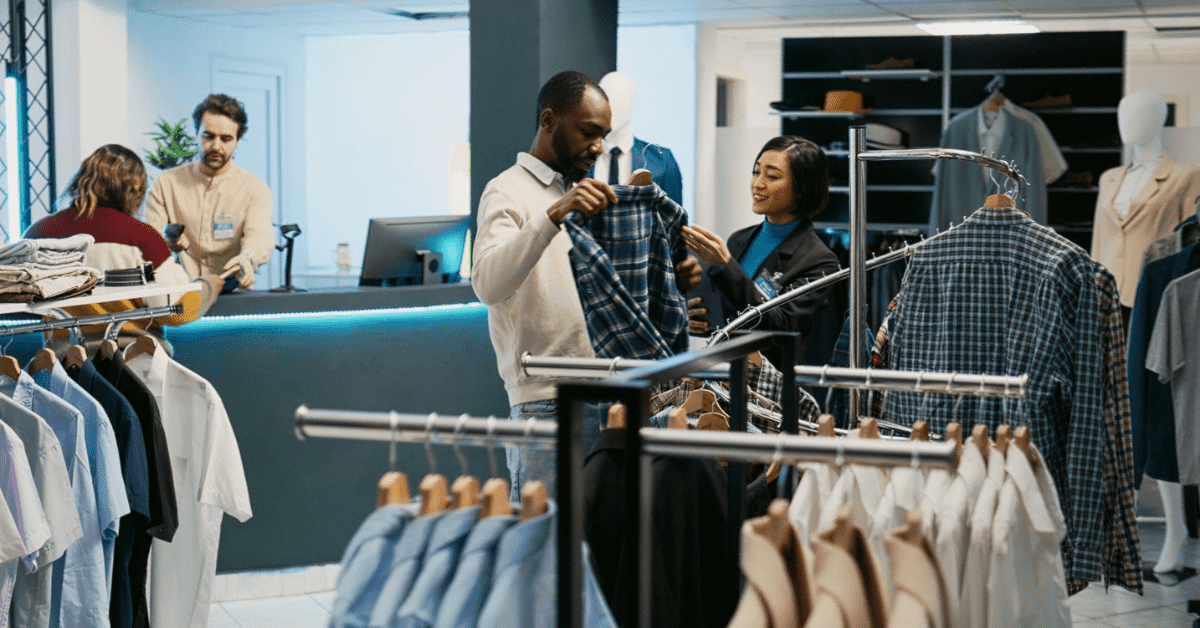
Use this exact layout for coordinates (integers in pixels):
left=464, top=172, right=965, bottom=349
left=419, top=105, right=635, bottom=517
left=210, top=56, right=288, bottom=287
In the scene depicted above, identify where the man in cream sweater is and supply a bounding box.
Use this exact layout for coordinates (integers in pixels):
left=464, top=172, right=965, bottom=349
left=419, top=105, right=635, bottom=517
left=472, top=71, right=620, bottom=500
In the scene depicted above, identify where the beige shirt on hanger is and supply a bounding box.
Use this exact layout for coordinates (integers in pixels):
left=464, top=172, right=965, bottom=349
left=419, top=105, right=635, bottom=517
left=884, top=527, right=954, bottom=628
left=1091, top=153, right=1200, bottom=307
left=805, top=522, right=891, bottom=628
left=728, top=515, right=813, bottom=628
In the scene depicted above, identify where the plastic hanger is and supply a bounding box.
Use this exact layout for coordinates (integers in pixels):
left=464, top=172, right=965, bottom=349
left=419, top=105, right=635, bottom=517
left=27, top=347, right=57, bottom=375
left=607, top=403, right=627, bottom=429
left=376, top=412, right=411, bottom=508
left=480, top=416, right=512, bottom=518
left=419, top=413, right=449, bottom=516
left=449, top=415, right=480, bottom=509
left=625, top=168, right=653, bottom=186
left=519, top=480, right=548, bottom=521
left=125, top=336, right=158, bottom=361
left=970, top=424, right=990, bottom=464
left=1013, top=425, right=1040, bottom=473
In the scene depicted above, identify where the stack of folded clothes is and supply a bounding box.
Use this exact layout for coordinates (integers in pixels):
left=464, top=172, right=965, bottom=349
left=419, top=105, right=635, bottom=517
left=0, top=233, right=101, bottom=302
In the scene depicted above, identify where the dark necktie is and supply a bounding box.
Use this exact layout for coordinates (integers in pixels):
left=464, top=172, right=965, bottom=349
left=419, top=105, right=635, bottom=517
left=608, top=146, right=621, bottom=185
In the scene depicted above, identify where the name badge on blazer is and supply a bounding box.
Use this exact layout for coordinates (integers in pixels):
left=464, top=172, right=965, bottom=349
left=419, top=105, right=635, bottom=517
left=754, top=271, right=784, bottom=300
left=213, top=221, right=235, bottom=240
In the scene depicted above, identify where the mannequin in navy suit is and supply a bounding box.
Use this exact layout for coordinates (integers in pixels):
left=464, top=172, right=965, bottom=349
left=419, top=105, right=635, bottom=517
left=589, top=72, right=685, bottom=206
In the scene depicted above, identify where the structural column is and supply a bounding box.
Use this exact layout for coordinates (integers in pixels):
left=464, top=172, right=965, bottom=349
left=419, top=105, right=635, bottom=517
left=468, top=0, right=618, bottom=231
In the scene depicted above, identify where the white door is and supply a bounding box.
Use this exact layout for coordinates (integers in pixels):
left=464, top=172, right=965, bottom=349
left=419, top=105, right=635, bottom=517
left=213, top=61, right=284, bottom=288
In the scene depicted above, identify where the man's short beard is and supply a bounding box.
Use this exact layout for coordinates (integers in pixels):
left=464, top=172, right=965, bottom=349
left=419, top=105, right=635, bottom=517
left=552, top=132, right=587, bottom=183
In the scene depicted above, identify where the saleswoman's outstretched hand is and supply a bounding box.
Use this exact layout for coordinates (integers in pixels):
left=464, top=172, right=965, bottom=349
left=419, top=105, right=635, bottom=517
left=682, top=225, right=732, bottom=268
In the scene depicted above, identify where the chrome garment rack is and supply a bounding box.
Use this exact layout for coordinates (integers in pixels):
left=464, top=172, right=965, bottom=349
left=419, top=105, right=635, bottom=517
left=294, top=332, right=959, bottom=628
left=0, top=304, right=182, bottom=338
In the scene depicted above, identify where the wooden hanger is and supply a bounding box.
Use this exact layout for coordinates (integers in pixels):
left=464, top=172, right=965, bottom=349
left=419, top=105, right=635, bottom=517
left=945, top=422, right=964, bottom=467
left=681, top=388, right=717, bottom=417
left=125, top=336, right=158, bottom=361
left=828, top=503, right=857, bottom=550
left=667, top=407, right=688, bottom=430
left=625, top=168, right=653, bottom=186
left=970, top=424, right=990, bottom=464
left=450, top=475, right=481, bottom=509
left=519, top=480, right=548, bottom=521
left=419, top=474, right=449, bottom=516
left=857, top=417, right=880, bottom=439
left=98, top=340, right=119, bottom=360
left=27, top=348, right=57, bottom=375
left=753, top=499, right=793, bottom=551
left=899, top=508, right=923, bottom=544
left=480, top=477, right=512, bottom=518
left=981, top=91, right=1005, bottom=113
left=983, top=193, right=1015, bottom=208
left=607, top=403, right=627, bottom=429
left=994, top=424, right=1012, bottom=459
left=0, top=356, right=20, bottom=381
left=696, top=412, right=729, bottom=432
left=376, top=471, right=411, bottom=508
left=817, top=414, right=837, bottom=437
left=63, top=345, right=88, bottom=370
left=909, top=420, right=930, bottom=442
left=1013, top=425, right=1040, bottom=473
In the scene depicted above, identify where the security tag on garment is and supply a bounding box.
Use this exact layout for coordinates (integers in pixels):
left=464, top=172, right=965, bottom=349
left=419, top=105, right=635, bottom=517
left=753, top=272, right=783, bottom=300
left=213, top=221, right=235, bottom=240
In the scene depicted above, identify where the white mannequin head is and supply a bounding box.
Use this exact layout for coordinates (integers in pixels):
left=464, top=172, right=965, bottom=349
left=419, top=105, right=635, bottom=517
left=1118, top=90, right=1168, bottom=148
left=598, top=71, right=636, bottom=137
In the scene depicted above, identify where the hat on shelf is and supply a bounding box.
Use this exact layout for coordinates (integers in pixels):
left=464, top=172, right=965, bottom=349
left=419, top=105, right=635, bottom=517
left=864, top=123, right=906, bottom=148
left=823, top=90, right=871, bottom=115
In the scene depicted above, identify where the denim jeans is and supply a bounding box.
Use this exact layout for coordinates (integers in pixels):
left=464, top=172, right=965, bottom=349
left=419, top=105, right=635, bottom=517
left=507, top=399, right=604, bottom=504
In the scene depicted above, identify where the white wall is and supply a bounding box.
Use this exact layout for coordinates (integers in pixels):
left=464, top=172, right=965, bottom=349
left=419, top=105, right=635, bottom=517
left=1127, top=62, right=1200, bottom=129
left=126, top=9, right=307, bottom=270
left=615, top=24, right=698, bottom=218
left=303, top=31, right=469, bottom=271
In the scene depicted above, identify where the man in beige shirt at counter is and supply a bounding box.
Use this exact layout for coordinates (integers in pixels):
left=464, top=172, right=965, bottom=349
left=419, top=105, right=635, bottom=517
left=146, top=93, right=274, bottom=292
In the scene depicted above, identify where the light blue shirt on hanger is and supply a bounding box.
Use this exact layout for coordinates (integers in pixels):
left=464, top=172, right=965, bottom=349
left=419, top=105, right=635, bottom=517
left=330, top=503, right=420, bottom=628
left=392, top=505, right=481, bottom=628
left=367, top=509, right=445, bottom=628
left=477, top=500, right=618, bottom=628
left=432, top=514, right=516, bottom=628
left=30, top=361, right=130, bottom=594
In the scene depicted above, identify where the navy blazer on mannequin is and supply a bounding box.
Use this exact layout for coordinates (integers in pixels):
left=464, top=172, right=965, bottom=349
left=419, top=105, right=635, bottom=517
left=589, top=137, right=684, bottom=207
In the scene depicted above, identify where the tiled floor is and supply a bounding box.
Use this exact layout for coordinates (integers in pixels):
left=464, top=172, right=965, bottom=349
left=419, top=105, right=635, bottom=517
left=209, top=484, right=1200, bottom=627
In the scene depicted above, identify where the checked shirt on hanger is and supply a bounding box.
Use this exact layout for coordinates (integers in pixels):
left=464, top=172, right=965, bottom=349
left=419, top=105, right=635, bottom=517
left=562, top=183, right=689, bottom=360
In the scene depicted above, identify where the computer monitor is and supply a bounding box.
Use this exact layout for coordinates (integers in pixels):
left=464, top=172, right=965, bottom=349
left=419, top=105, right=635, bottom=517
left=359, top=216, right=469, bottom=287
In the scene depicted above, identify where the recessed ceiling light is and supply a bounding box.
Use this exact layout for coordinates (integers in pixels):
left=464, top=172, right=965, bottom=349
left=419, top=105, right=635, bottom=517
left=916, top=20, right=1040, bottom=36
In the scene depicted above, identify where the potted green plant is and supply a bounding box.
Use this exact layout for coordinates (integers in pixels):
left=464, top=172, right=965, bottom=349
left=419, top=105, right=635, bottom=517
left=144, top=118, right=198, bottom=170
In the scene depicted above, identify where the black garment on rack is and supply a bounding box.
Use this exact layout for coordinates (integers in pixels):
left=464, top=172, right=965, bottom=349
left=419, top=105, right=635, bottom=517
left=584, top=428, right=738, bottom=628
left=710, top=219, right=840, bottom=371
left=93, top=352, right=178, bottom=628
left=64, top=360, right=152, bottom=628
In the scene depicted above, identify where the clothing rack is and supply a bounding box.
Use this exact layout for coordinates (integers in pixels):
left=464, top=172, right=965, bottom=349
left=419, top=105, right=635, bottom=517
left=0, top=304, right=182, bottom=337
left=294, top=332, right=958, bottom=628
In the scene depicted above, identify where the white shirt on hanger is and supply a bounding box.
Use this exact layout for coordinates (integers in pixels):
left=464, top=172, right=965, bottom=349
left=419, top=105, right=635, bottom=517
left=788, top=462, right=837, bottom=550
left=987, top=447, right=1070, bottom=628
left=869, top=466, right=923, bottom=598
left=933, top=443, right=987, bottom=609
left=818, top=463, right=886, bottom=535
left=977, top=108, right=1007, bottom=159
left=919, top=469, right=952, bottom=542
left=127, top=346, right=252, bottom=628
left=1113, top=156, right=1162, bottom=221
left=959, top=446, right=1005, bottom=628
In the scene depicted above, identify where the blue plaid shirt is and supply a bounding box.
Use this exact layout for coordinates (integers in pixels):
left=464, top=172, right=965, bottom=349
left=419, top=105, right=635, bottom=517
left=881, top=206, right=1125, bottom=585
left=563, top=184, right=689, bottom=360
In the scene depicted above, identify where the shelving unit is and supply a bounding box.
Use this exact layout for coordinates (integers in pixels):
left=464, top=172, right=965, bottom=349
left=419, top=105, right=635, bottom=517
left=779, top=31, right=1125, bottom=249
left=0, top=283, right=201, bottom=316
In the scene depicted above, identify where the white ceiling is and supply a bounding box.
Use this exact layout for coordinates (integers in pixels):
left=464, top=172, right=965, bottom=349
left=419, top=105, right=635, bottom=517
left=132, top=0, right=1200, bottom=42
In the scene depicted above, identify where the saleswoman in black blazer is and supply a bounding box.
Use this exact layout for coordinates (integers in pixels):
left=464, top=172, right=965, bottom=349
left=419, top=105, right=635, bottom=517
left=683, top=135, right=840, bottom=368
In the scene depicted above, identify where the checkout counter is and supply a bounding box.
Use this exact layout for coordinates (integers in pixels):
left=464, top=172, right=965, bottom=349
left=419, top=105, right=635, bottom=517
left=163, top=283, right=510, bottom=572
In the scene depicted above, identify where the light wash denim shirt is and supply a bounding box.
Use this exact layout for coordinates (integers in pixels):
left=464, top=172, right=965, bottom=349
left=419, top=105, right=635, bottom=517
left=0, top=419, right=52, bottom=628
left=432, top=514, right=516, bottom=628
left=330, top=503, right=420, bottom=628
left=7, top=372, right=110, bottom=628
left=32, top=361, right=130, bottom=595
left=393, top=505, right=481, bottom=628
left=477, top=500, right=618, bottom=628
left=367, top=509, right=445, bottom=628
